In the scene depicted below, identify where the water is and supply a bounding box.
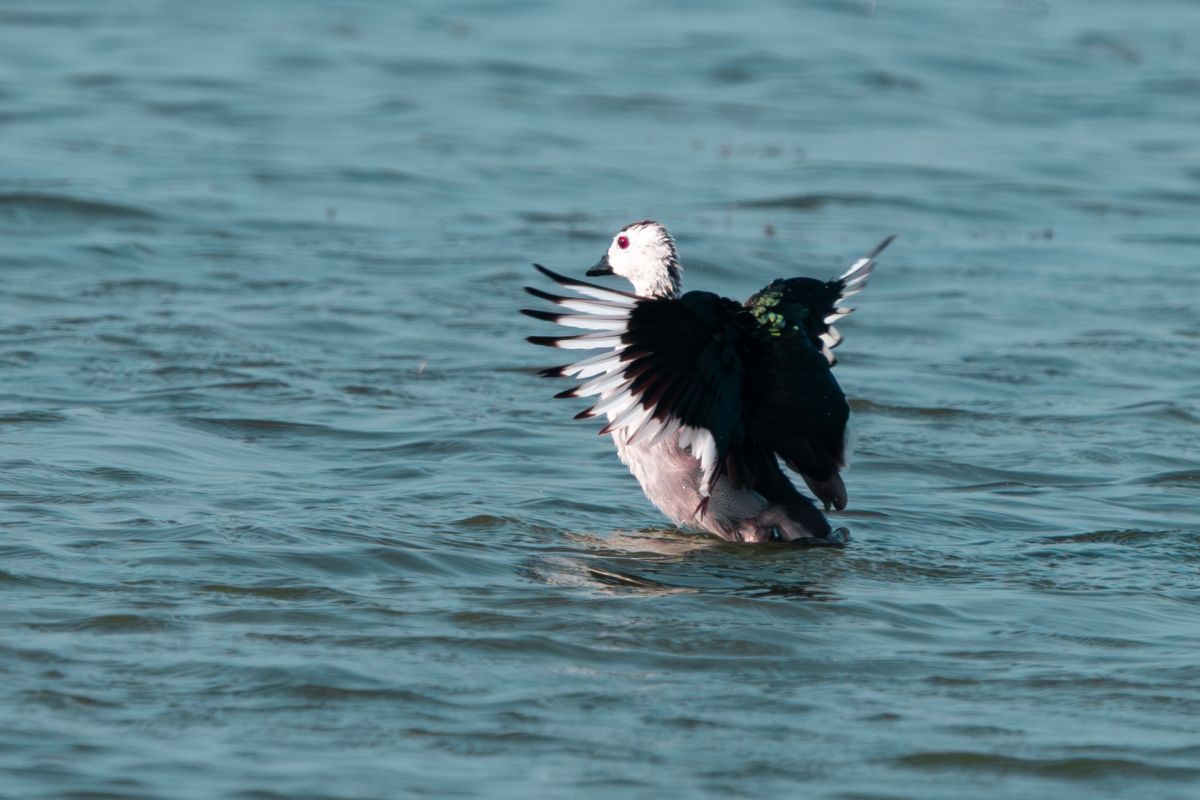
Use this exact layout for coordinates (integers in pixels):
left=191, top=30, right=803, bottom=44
left=2, top=1, right=1198, bottom=797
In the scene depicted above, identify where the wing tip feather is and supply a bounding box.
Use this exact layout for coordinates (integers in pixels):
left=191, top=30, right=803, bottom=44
left=871, top=234, right=897, bottom=259
left=521, top=308, right=561, bottom=323
left=531, top=262, right=640, bottom=300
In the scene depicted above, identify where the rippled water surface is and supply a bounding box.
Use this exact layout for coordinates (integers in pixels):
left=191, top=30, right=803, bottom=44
left=3, top=1, right=1199, bottom=798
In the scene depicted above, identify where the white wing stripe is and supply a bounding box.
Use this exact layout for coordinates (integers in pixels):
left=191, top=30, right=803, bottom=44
left=839, top=257, right=872, bottom=283
left=560, top=348, right=626, bottom=377
left=551, top=333, right=625, bottom=350
left=550, top=314, right=629, bottom=331
left=642, top=416, right=680, bottom=448
left=621, top=404, right=665, bottom=444
left=562, top=282, right=640, bottom=305
left=819, top=236, right=891, bottom=365
left=551, top=297, right=633, bottom=314
left=567, top=356, right=624, bottom=380
left=678, top=425, right=718, bottom=497
left=588, top=383, right=637, bottom=416
left=605, top=397, right=653, bottom=432
left=571, top=358, right=625, bottom=380
left=573, top=370, right=630, bottom=398
left=836, top=235, right=892, bottom=303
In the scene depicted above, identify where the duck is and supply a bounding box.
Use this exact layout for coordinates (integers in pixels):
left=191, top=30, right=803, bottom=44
left=523, top=221, right=892, bottom=545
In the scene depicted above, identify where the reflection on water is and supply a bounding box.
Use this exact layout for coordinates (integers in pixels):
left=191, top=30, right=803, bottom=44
left=536, top=529, right=842, bottom=600
left=3, top=0, right=1200, bottom=798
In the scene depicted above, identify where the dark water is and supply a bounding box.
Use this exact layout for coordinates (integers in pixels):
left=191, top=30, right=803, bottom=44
left=3, top=1, right=1199, bottom=797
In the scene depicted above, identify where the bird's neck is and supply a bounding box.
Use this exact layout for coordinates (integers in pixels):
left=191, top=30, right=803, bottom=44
left=634, top=264, right=683, bottom=299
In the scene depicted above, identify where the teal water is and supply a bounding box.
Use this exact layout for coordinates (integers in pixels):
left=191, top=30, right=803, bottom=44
left=2, top=2, right=1199, bottom=798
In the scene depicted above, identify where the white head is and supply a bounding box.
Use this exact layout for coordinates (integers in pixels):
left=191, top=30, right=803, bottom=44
left=586, top=220, right=682, bottom=298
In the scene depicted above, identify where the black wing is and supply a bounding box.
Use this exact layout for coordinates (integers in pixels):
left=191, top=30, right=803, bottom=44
left=523, top=264, right=746, bottom=498
left=740, top=235, right=893, bottom=508
left=746, top=234, right=893, bottom=366
left=740, top=312, right=850, bottom=509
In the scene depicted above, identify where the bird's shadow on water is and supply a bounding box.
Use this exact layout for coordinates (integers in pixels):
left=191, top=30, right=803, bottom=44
left=526, top=526, right=846, bottom=601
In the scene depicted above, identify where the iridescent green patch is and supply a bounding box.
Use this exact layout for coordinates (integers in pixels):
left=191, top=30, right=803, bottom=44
left=748, top=285, right=805, bottom=337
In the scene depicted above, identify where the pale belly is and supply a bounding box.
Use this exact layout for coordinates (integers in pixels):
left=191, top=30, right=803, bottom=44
left=613, top=430, right=810, bottom=543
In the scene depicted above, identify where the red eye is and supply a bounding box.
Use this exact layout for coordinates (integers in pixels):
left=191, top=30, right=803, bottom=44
left=617, top=235, right=629, bottom=249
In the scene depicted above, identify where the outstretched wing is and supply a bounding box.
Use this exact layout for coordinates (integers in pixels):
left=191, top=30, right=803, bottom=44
left=740, top=236, right=894, bottom=509
left=747, top=234, right=893, bottom=366
left=523, top=264, right=746, bottom=498
left=740, top=314, right=850, bottom=510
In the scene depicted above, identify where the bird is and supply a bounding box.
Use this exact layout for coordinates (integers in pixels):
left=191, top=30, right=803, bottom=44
left=522, top=220, right=893, bottom=545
